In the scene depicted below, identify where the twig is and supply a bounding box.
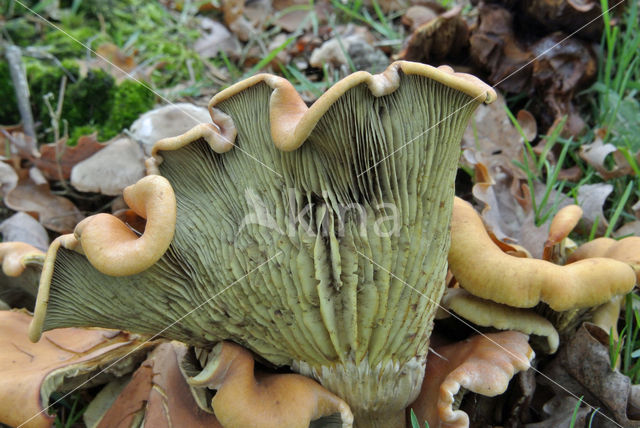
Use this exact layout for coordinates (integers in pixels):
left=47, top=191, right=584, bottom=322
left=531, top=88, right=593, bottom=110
left=4, top=44, right=36, bottom=138
left=43, top=75, right=73, bottom=194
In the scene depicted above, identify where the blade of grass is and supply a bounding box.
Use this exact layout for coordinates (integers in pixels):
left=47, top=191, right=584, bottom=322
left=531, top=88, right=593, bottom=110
left=603, top=180, right=634, bottom=237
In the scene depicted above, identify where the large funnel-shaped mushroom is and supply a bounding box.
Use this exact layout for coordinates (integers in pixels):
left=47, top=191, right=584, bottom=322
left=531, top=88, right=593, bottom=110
left=30, top=61, right=495, bottom=427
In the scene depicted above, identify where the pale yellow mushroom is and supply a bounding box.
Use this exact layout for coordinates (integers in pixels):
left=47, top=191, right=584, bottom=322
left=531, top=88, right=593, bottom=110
left=542, top=204, right=583, bottom=262
left=0, top=242, right=44, bottom=277
left=449, top=197, right=636, bottom=311
left=29, top=62, right=497, bottom=428
left=440, top=288, right=559, bottom=353
left=568, top=236, right=640, bottom=282
left=187, top=341, right=353, bottom=428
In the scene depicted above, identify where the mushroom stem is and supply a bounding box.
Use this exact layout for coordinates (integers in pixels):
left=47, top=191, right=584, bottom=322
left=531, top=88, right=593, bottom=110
left=353, top=410, right=406, bottom=428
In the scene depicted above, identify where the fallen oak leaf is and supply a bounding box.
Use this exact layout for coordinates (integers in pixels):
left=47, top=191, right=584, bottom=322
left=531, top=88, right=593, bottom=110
left=0, top=212, right=49, bottom=252
left=70, top=136, right=145, bottom=196
left=95, top=342, right=222, bottom=428
left=4, top=176, right=84, bottom=233
left=542, top=323, right=640, bottom=426
left=396, top=6, right=468, bottom=64
left=0, top=310, right=155, bottom=428
left=579, top=129, right=634, bottom=180
left=576, top=182, right=612, bottom=236
left=32, top=134, right=106, bottom=181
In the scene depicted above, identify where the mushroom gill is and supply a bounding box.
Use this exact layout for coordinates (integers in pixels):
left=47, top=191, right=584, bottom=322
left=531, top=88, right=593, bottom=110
left=30, top=61, right=495, bottom=428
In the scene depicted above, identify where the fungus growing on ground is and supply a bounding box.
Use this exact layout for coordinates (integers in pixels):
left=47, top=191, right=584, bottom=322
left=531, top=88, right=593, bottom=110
left=448, top=197, right=635, bottom=311
left=186, top=341, right=353, bottom=428
left=446, top=197, right=636, bottom=350
left=29, top=61, right=496, bottom=427
left=410, top=331, right=533, bottom=428
left=438, top=288, right=559, bottom=353
left=0, top=242, right=44, bottom=310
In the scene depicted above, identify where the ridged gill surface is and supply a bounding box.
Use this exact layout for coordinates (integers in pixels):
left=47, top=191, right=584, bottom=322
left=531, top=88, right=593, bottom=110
left=44, top=74, right=480, bottom=419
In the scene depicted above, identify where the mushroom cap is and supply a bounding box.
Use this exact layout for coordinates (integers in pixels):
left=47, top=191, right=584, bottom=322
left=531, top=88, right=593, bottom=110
left=74, top=174, right=176, bottom=277
left=0, top=242, right=44, bottom=277
left=568, top=236, right=640, bottom=281
left=440, top=288, right=559, bottom=353
left=449, top=197, right=636, bottom=311
left=410, top=331, right=533, bottom=428
left=186, top=341, right=353, bottom=428
left=542, top=204, right=583, bottom=261
left=30, top=61, right=495, bottom=422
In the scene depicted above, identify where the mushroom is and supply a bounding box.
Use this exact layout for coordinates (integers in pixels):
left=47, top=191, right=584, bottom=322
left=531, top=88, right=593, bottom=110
left=542, top=204, right=582, bottom=263
left=410, top=331, right=534, bottom=428
left=30, top=61, right=496, bottom=427
left=448, top=197, right=636, bottom=311
left=568, top=236, right=640, bottom=281
left=94, top=342, right=222, bottom=428
left=438, top=288, right=559, bottom=353
left=0, top=242, right=45, bottom=310
left=186, top=341, right=353, bottom=428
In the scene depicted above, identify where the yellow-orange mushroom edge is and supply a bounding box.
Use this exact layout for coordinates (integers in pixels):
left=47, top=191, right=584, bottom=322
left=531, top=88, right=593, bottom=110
left=449, top=197, right=636, bottom=312
left=568, top=236, right=640, bottom=282
left=29, top=176, right=176, bottom=343
left=0, top=242, right=45, bottom=277
left=204, top=61, right=497, bottom=153
left=75, top=175, right=176, bottom=277
left=187, top=341, right=354, bottom=428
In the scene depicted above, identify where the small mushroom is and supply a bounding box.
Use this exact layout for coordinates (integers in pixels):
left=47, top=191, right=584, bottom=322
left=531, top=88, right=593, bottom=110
left=187, top=341, right=353, bottom=428
left=568, top=236, right=640, bottom=281
left=449, top=197, right=636, bottom=311
left=0, top=242, right=44, bottom=277
left=439, top=288, right=559, bottom=353
left=0, top=242, right=45, bottom=310
left=542, top=204, right=582, bottom=262
left=410, top=331, right=533, bottom=428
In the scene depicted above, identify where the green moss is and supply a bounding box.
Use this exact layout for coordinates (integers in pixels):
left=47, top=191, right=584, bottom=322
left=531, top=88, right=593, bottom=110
left=42, top=26, right=109, bottom=58
left=26, top=59, right=81, bottom=130
left=3, top=17, right=39, bottom=46
left=63, top=68, right=115, bottom=128
left=68, top=125, right=100, bottom=145
left=100, top=80, right=155, bottom=140
left=0, top=62, right=20, bottom=125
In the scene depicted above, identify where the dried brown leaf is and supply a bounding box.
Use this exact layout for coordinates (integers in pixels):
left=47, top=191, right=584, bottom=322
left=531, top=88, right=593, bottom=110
left=97, top=343, right=222, bottom=428
left=0, top=212, right=49, bottom=252
left=542, top=323, right=640, bottom=426
left=519, top=0, right=603, bottom=40
left=576, top=183, right=612, bottom=236
left=194, top=17, right=241, bottom=60
left=0, top=310, right=154, bottom=428
left=469, top=4, right=533, bottom=93
left=579, top=130, right=635, bottom=180
left=396, top=6, right=468, bottom=63
left=4, top=177, right=84, bottom=233
left=0, top=161, right=18, bottom=196
left=32, top=134, right=106, bottom=181
left=70, top=137, right=145, bottom=196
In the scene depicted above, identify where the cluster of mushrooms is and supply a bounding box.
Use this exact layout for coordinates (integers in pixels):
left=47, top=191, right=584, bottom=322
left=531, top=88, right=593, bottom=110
left=0, top=61, right=637, bottom=428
